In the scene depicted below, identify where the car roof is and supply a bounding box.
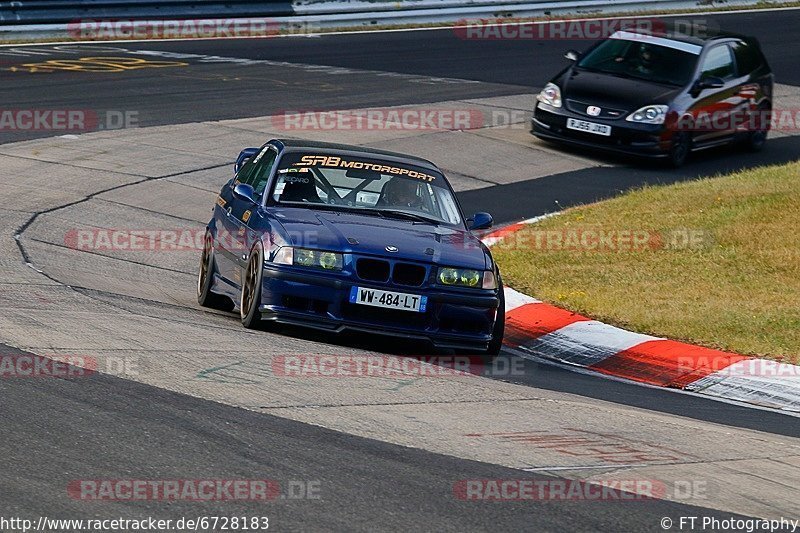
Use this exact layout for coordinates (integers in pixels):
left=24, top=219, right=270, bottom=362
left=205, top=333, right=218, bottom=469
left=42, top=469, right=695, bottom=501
left=270, top=138, right=440, bottom=172
left=620, top=21, right=752, bottom=47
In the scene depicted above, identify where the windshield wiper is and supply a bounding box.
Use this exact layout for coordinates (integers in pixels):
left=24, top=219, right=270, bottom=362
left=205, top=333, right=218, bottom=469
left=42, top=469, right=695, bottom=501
left=376, top=210, right=441, bottom=225
left=580, top=66, right=681, bottom=87
left=580, top=67, right=633, bottom=80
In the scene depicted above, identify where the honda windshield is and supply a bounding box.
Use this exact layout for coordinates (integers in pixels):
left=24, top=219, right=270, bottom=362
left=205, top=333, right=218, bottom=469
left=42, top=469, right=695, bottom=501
left=577, top=32, right=701, bottom=86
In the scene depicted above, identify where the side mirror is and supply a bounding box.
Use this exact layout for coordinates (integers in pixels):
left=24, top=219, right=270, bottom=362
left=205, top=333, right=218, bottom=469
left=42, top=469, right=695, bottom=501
left=468, top=212, right=493, bottom=231
left=234, top=147, right=260, bottom=175
left=564, top=50, right=580, bottom=62
left=233, top=183, right=257, bottom=204
left=694, top=76, right=724, bottom=91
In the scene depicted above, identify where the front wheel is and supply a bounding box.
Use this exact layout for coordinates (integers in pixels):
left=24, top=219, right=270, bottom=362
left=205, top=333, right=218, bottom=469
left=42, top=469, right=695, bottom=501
left=667, top=132, right=691, bottom=168
left=240, top=243, right=265, bottom=329
left=197, top=230, right=234, bottom=311
left=483, top=277, right=506, bottom=358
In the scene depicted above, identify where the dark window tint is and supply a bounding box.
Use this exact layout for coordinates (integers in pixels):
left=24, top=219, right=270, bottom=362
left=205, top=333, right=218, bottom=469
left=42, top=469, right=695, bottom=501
left=730, top=40, right=763, bottom=75
left=701, top=45, right=735, bottom=79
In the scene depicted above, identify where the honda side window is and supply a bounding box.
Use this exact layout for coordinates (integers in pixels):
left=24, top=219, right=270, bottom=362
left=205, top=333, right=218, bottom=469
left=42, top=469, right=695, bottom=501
left=701, top=45, right=735, bottom=80
left=730, top=40, right=762, bottom=76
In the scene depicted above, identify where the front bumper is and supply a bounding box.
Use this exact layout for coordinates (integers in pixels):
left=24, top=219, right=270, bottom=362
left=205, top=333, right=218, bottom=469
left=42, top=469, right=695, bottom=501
left=532, top=103, right=671, bottom=158
left=257, top=265, right=500, bottom=351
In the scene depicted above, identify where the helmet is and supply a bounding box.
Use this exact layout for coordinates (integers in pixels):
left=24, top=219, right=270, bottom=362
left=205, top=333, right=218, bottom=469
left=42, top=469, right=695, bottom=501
left=383, top=178, right=419, bottom=207
left=638, top=44, right=655, bottom=67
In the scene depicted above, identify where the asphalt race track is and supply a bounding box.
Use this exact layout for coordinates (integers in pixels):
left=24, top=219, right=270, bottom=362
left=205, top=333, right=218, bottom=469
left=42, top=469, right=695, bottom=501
left=3, top=343, right=764, bottom=531
left=1, top=8, right=799, bottom=532
left=3, top=8, right=800, bottom=145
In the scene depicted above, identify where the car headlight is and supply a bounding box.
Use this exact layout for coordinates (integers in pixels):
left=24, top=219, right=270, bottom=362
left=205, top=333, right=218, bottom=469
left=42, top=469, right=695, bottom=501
left=537, top=83, right=562, bottom=108
left=295, top=248, right=315, bottom=267
left=270, top=247, right=343, bottom=271
left=319, top=252, right=340, bottom=270
left=437, top=267, right=495, bottom=289
left=482, top=270, right=498, bottom=290
left=272, top=246, right=293, bottom=265
left=626, top=105, right=668, bottom=124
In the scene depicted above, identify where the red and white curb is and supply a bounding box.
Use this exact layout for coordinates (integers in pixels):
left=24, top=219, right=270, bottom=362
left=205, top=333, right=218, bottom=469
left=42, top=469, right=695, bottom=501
left=482, top=219, right=800, bottom=413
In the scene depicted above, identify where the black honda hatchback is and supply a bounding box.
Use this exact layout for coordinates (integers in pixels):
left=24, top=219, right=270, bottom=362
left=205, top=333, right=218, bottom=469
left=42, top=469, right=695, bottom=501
left=531, top=24, right=773, bottom=166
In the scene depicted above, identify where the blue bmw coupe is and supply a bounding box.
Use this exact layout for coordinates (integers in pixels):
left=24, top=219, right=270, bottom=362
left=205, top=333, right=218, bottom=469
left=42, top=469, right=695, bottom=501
left=198, top=139, right=505, bottom=356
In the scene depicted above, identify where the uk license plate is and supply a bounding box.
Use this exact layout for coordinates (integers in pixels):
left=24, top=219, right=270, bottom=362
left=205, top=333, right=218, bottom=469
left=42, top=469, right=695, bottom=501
left=566, top=118, right=611, bottom=136
left=349, top=286, right=427, bottom=313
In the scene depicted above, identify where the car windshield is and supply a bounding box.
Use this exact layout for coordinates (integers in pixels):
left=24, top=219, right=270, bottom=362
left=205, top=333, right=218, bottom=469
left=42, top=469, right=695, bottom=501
left=577, top=33, right=700, bottom=86
left=270, top=152, right=463, bottom=226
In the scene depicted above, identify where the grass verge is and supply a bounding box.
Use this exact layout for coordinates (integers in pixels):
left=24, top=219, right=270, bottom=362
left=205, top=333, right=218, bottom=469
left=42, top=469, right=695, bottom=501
left=492, top=161, right=800, bottom=362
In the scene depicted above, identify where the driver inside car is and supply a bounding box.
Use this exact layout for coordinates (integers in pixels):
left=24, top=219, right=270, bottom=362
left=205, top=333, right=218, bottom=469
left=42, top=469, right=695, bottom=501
left=377, top=177, right=424, bottom=210
left=613, top=43, right=657, bottom=75
left=634, top=43, right=657, bottom=74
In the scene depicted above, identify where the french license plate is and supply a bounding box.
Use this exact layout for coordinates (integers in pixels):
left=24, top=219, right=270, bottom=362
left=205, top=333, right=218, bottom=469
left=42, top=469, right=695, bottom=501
left=566, top=118, right=611, bottom=136
left=349, top=286, right=427, bottom=313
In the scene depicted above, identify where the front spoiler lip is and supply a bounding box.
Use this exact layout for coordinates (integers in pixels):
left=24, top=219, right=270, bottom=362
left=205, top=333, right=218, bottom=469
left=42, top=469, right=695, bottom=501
left=256, top=306, right=492, bottom=350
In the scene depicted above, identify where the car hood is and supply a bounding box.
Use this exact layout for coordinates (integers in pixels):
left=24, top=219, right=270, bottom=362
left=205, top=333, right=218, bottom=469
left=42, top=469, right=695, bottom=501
left=558, top=69, right=683, bottom=112
left=270, top=207, right=490, bottom=270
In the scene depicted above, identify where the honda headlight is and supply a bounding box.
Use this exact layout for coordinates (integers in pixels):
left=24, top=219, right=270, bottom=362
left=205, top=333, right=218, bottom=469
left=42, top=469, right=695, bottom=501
left=626, top=105, right=668, bottom=124
left=537, top=83, right=562, bottom=108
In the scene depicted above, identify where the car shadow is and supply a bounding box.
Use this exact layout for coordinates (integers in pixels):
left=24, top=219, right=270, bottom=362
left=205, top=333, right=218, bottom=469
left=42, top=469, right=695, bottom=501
left=262, top=321, right=441, bottom=356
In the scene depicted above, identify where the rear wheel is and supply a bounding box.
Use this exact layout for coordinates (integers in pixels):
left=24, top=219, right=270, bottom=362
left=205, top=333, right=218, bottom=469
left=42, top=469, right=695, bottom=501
left=240, top=243, right=264, bottom=329
left=197, top=231, right=234, bottom=311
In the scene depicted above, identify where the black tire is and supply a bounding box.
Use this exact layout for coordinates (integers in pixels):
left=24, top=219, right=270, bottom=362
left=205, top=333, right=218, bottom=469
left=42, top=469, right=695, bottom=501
left=667, top=132, right=691, bottom=168
left=483, top=276, right=506, bottom=358
left=197, top=230, right=234, bottom=311
left=240, top=242, right=264, bottom=329
left=745, top=105, right=770, bottom=152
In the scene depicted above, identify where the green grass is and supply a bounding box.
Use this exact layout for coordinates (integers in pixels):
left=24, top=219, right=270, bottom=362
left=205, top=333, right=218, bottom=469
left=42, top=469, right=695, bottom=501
left=493, top=162, right=800, bottom=363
